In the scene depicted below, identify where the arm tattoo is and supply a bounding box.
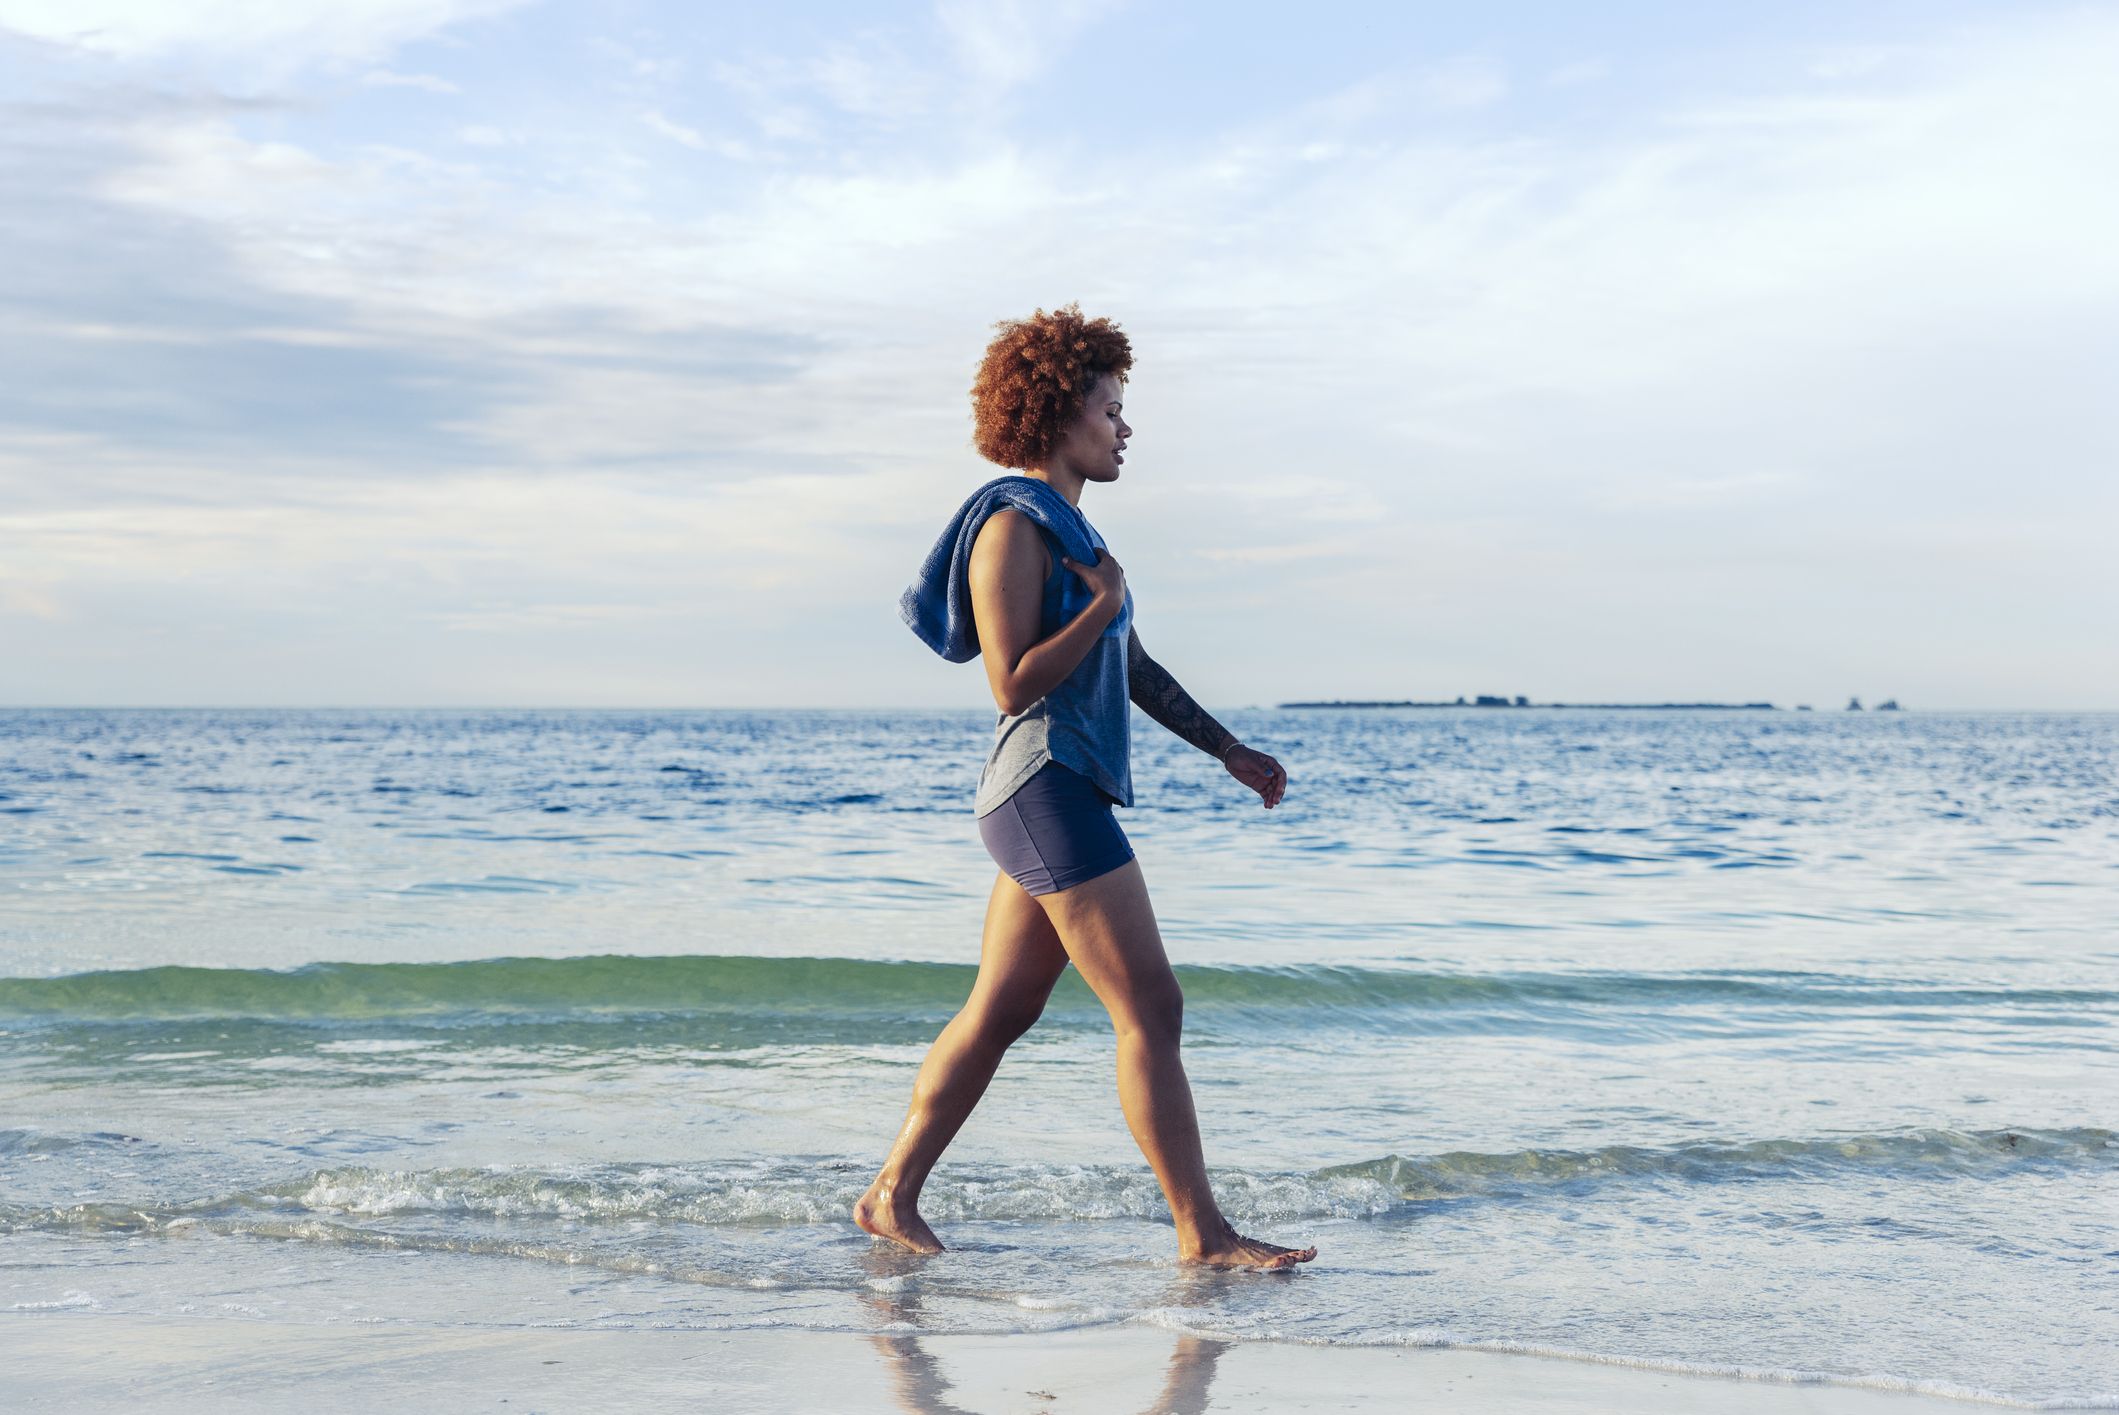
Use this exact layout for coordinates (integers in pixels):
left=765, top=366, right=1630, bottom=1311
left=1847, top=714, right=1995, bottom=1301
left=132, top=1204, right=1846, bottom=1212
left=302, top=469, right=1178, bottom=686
left=1127, top=628, right=1239, bottom=760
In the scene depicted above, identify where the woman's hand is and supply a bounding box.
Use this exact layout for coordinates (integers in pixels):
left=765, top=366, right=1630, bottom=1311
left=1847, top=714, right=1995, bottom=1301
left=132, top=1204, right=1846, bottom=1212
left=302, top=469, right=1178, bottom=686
left=1059, top=548, right=1126, bottom=607
left=1224, top=744, right=1286, bottom=808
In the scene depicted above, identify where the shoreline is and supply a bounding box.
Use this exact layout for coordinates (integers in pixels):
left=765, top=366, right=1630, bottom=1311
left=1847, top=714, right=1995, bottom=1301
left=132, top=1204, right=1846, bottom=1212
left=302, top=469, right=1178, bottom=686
left=1, top=1316, right=2038, bottom=1412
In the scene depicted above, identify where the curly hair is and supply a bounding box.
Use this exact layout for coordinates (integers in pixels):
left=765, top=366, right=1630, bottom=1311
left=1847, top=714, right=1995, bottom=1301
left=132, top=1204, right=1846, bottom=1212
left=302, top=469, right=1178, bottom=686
left=968, top=304, right=1133, bottom=469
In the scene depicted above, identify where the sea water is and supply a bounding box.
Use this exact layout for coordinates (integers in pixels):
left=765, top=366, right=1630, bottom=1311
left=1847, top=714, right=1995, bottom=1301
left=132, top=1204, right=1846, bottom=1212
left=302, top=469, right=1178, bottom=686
left=1, top=708, right=2113, bottom=1406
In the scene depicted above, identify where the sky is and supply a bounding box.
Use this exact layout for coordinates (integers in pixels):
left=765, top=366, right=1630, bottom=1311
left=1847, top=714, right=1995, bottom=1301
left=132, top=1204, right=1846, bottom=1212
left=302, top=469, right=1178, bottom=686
left=1, top=1, right=2114, bottom=710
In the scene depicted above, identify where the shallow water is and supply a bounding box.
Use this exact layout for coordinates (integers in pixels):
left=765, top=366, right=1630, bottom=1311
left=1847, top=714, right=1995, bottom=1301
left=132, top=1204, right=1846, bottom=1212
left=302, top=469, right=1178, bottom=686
left=2, top=708, right=2115, bottom=1405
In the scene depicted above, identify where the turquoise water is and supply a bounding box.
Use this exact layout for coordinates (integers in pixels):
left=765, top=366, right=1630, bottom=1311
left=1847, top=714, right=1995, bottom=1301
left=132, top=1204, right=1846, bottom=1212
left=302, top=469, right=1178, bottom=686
left=2, top=708, right=2114, bottom=1405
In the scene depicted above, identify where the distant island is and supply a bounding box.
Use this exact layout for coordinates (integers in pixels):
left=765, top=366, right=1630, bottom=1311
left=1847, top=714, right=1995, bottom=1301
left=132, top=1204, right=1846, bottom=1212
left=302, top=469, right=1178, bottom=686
left=1279, top=695, right=1780, bottom=710
left=1281, top=694, right=1907, bottom=711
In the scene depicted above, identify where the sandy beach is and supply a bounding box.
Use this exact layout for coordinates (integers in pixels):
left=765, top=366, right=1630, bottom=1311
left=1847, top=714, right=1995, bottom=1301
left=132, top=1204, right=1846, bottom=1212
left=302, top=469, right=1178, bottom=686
left=2, top=1316, right=1991, bottom=1413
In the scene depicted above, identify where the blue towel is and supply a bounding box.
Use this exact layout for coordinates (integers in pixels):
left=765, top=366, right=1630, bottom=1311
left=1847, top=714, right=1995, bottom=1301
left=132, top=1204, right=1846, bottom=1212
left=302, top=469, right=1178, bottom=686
left=899, top=474, right=1110, bottom=663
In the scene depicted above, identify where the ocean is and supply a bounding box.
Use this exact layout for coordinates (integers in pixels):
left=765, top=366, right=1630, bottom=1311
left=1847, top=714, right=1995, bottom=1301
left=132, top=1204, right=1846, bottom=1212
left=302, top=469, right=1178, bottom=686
left=2, top=707, right=2114, bottom=1407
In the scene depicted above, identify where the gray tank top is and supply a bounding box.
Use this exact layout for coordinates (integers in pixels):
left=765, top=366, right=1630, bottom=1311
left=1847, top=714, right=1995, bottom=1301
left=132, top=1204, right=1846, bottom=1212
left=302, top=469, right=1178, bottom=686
left=972, top=506, right=1134, bottom=817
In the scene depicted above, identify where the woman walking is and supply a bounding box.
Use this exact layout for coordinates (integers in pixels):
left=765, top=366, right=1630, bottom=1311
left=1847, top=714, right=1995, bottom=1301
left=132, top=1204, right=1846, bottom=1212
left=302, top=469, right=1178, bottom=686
left=857, top=305, right=1316, bottom=1271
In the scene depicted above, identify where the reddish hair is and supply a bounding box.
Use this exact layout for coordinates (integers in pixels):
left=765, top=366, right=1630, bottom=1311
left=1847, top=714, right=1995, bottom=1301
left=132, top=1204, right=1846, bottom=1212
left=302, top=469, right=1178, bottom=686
left=968, top=303, right=1133, bottom=469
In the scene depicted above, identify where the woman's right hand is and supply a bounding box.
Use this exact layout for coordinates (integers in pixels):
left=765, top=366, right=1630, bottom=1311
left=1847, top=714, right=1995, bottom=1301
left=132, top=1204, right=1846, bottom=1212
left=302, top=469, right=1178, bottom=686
left=1060, top=548, right=1126, bottom=607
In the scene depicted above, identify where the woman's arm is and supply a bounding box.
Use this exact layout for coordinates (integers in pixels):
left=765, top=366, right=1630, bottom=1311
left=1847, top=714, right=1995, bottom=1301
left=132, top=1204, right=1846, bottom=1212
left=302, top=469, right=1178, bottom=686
left=1127, top=628, right=1237, bottom=759
left=969, top=509, right=1124, bottom=716
left=1129, top=627, right=1287, bottom=808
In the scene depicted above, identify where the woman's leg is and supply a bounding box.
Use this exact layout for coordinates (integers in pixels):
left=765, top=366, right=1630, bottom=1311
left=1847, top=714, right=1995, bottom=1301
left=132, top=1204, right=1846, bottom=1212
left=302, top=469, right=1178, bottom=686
left=855, top=869, right=1071, bottom=1253
left=1036, top=858, right=1315, bottom=1269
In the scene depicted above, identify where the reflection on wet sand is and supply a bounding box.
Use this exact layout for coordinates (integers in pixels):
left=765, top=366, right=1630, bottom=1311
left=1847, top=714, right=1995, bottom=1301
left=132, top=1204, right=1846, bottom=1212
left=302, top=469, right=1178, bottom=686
left=858, top=1248, right=1228, bottom=1415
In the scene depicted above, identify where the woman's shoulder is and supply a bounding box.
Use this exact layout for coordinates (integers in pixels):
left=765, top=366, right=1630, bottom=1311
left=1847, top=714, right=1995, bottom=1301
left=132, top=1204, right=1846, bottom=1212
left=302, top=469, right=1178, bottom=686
left=970, top=507, right=1055, bottom=579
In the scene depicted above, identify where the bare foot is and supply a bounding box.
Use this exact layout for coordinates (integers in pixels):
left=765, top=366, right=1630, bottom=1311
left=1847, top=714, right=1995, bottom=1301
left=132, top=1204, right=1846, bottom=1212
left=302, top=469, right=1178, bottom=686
left=853, top=1182, right=944, bottom=1255
left=1182, top=1217, right=1316, bottom=1271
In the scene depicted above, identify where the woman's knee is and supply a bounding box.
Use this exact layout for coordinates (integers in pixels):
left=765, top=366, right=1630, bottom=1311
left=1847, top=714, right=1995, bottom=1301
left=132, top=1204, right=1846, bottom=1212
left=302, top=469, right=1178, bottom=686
left=965, top=996, right=1046, bottom=1048
left=1110, top=977, right=1183, bottom=1045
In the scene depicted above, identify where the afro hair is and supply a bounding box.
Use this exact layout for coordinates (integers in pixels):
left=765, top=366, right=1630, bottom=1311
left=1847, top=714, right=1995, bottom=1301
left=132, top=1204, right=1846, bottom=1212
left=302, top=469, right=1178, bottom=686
left=968, top=303, right=1133, bottom=469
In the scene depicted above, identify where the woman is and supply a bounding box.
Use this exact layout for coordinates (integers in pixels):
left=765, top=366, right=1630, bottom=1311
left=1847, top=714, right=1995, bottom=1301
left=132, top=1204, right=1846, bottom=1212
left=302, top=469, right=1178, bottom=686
left=857, top=305, right=1316, bottom=1271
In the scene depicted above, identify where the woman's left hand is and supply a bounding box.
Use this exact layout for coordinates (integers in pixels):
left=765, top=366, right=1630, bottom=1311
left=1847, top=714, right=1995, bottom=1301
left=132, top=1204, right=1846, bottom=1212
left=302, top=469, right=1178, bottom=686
left=1224, top=744, right=1287, bottom=809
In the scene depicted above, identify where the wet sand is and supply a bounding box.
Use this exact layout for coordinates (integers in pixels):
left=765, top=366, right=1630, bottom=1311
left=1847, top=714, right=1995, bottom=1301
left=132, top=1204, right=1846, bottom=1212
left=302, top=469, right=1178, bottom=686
left=3, top=1315, right=1985, bottom=1412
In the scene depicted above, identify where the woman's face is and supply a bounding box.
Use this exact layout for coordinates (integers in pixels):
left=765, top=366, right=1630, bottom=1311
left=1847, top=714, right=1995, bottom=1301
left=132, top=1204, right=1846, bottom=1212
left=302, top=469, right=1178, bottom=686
left=1050, top=373, right=1131, bottom=483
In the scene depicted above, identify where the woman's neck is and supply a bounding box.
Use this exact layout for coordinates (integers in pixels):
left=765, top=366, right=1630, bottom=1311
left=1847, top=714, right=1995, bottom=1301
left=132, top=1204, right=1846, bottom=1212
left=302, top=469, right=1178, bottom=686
left=1020, top=465, right=1085, bottom=507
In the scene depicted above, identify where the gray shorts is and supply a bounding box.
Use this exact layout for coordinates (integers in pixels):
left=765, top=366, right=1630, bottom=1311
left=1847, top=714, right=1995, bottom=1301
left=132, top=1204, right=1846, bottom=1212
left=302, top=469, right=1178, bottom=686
left=977, top=761, right=1134, bottom=896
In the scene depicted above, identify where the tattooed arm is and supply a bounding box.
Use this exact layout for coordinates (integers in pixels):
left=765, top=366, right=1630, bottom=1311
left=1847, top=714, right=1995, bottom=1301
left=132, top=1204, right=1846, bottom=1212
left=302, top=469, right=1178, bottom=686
left=1127, top=627, right=1238, bottom=759
left=1128, top=628, right=1288, bottom=807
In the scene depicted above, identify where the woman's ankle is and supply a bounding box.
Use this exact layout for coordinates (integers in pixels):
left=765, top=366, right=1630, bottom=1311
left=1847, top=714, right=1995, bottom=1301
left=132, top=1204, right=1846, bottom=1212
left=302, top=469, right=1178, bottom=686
left=864, top=1172, right=923, bottom=1210
left=1173, top=1210, right=1231, bottom=1255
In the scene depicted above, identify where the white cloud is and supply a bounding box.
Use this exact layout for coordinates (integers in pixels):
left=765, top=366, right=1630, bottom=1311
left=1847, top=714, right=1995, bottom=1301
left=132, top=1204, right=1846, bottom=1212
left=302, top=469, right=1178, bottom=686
left=363, top=67, right=459, bottom=93
left=588, top=34, right=683, bottom=82
left=4, top=4, right=2116, bottom=705
left=931, top=0, right=1125, bottom=97
left=640, top=109, right=751, bottom=160
left=56, top=10, right=2119, bottom=507
left=51, top=11, right=2119, bottom=464
left=0, top=580, right=64, bottom=621
left=641, top=109, right=708, bottom=149
left=808, top=44, right=931, bottom=120
left=0, top=0, right=531, bottom=70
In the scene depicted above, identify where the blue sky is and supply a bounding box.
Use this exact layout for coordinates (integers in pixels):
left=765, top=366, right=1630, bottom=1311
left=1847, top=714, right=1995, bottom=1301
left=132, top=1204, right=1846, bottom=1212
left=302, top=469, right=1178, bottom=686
left=1, top=1, right=2114, bottom=708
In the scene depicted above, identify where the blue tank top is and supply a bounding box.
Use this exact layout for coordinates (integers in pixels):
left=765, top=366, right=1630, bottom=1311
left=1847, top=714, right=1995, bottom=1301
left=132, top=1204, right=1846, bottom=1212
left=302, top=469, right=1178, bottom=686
left=971, top=501, right=1133, bottom=817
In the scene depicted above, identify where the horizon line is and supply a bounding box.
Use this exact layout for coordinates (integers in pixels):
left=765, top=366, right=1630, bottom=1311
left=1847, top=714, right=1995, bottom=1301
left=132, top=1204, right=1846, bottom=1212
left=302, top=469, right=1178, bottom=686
left=4, top=703, right=2117, bottom=714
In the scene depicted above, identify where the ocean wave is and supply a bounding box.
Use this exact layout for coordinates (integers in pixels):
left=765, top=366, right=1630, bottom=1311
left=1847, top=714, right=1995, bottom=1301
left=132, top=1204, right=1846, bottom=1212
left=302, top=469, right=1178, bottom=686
left=9, top=1127, right=2106, bottom=1236
left=0, top=1127, right=146, bottom=1156
left=244, top=1160, right=1396, bottom=1226
left=4, top=954, right=2111, bottom=1025
left=1316, top=1126, right=2119, bottom=1197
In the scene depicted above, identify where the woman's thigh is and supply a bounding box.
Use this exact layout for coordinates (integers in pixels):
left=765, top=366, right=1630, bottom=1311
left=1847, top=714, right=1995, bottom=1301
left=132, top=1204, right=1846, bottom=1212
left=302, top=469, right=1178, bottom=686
left=965, top=870, right=1071, bottom=1023
left=1029, top=858, right=1178, bottom=1024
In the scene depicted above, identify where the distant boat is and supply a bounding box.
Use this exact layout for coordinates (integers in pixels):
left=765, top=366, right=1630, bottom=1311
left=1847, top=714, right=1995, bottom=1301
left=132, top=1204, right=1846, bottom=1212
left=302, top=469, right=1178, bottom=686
left=1876, top=698, right=1901, bottom=711
left=1846, top=696, right=1864, bottom=711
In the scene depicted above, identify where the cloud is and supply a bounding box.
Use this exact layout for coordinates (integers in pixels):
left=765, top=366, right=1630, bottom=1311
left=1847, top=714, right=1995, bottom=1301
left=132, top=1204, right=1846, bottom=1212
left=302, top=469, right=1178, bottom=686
left=640, top=108, right=750, bottom=160
left=21, top=12, right=2119, bottom=501
left=931, top=0, right=1126, bottom=98
left=0, top=0, right=532, bottom=71
left=0, top=579, right=64, bottom=621
left=1, top=4, right=2114, bottom=705
left=702, top=0, right=1124, bottom=145
left=704, top=30, right=944, bottom=150
left=0, top=89, right=832, bottom=499
left=362, top=67, right=458, bottom=93
left=0, top=98, right=521, bottom=474
left=641, top=108, right=709, bottom=149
